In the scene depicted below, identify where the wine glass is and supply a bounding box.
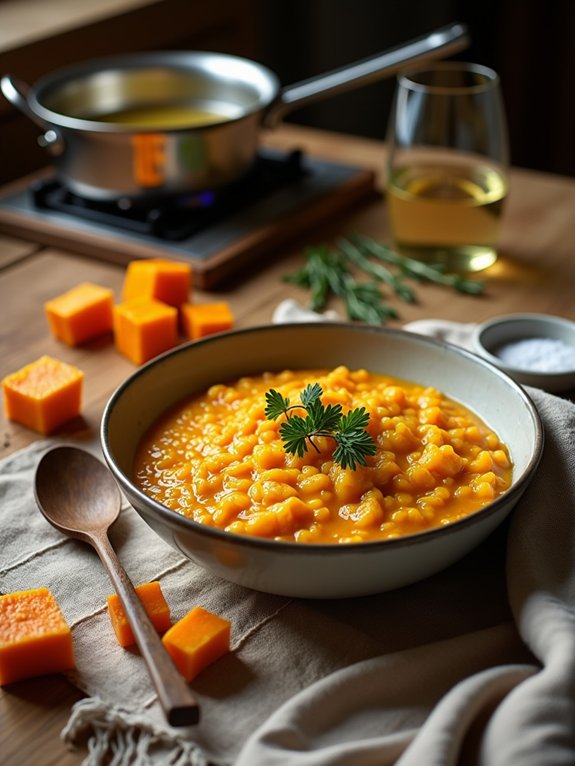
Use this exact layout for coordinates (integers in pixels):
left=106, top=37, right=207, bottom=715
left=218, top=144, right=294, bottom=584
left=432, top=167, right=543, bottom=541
left=386, top=62, right=509, bottom=272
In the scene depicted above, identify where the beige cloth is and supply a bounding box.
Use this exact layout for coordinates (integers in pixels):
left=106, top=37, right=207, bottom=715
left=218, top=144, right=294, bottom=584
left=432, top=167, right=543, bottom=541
left=1, top=319, right=575, bottom=765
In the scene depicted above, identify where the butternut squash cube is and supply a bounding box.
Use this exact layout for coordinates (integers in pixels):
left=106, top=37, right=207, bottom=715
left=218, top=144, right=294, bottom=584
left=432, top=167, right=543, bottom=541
left=45, top=282, right=114, bottom=346
left=162, top=606, right=230, bottom=682
left=113, top=299, right=177, bottom=365
left=2, top=355, right=84, bottom=434
left=0, top=588, right=75, bottom=685
left=122, top=258, right=192, bottom=307
left=181, top=302, right=235, bottom=340
left=107, top=581, right=171, bottom=648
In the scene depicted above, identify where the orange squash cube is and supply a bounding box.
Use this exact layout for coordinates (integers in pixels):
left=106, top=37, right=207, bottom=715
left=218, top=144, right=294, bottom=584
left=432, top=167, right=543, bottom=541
left=122, top=258, right=192, bottom=307
left=2, top=355, right=84, bottom=434
left=162, top=606, right=230, bottom=682
left=107, top=581, right=172, bottom=648
left=45, top=282, right=114, bottom=346
left=0, top=588, right=75, bottom=685
left=181, top=302, right=235, bottom=340
left=113, top=299, right=178, bottom=365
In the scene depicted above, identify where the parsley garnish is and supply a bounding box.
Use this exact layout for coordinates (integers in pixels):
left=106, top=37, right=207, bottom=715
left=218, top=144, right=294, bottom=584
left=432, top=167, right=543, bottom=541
left=264, top=384, right=377, bottom=470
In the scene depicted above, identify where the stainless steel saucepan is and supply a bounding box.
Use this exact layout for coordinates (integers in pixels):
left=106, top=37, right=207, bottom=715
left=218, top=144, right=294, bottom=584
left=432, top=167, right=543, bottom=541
left=1, top=23, right=468, bottom=202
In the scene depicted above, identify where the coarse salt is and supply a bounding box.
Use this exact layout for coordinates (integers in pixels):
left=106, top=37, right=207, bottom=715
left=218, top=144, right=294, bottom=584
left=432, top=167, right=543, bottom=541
left=495, top=337, right=575, bottom=373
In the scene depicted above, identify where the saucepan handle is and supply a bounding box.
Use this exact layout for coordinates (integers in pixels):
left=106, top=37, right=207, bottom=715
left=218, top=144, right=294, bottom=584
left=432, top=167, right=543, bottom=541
left=1, top=74, right=64, bottom=154
left=263, top=22, right=470, bottom=128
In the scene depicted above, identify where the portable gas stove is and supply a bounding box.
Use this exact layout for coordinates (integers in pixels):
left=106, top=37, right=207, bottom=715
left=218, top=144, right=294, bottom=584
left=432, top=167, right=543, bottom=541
left=0, top=149, right=377, bottom=288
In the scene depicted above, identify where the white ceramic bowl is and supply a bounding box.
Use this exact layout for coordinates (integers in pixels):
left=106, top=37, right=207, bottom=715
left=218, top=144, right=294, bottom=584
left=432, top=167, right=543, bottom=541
left=101, top=323, right=543, bottom=598
left=472, top=313, right=575, bottom=392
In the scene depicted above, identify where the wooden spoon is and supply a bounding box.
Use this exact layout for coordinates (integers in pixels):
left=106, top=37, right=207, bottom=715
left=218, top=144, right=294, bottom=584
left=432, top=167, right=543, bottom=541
left=34, top=445, right=200, bottom=727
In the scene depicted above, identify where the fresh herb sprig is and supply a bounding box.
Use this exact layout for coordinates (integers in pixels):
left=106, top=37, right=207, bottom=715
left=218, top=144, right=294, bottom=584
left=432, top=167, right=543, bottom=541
left=283, top=245, right=398, bottom=324
left=283, top=235, right=485, bottom=324
left=337, top=237, right=416, bottom=303
left=264, top=383, right=377, bottom=470
left=354, top=235, right=485, bottom=296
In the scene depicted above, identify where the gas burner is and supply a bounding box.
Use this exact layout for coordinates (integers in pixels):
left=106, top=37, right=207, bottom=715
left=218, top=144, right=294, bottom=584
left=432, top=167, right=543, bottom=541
left=0, top=149, right=377, bottom=288
left=31, top=150, right=309, bottom=241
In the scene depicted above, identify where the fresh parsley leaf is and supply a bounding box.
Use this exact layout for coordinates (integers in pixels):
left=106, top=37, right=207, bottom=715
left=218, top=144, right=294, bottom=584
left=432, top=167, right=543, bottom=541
left=265, top=384, right=377, bottom=470
left=310, top=401, right=344, bottom=434
left=338, top=406, right=371, bottom=434
left=333, top=429, right=378, bottom=470
left=300, top=383, right=323, bottom=408
left=264, top=389, right=291, bottom=420
left=279, top=415, right=312, bottom=457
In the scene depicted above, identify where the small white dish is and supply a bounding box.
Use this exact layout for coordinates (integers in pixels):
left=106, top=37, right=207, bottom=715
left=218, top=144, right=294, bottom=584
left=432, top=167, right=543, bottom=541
left=472, top=313, right=575, bottom=392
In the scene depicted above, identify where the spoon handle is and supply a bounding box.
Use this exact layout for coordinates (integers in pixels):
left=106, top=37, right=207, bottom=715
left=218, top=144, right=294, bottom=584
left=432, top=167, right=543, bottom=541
left=92, top=530, right=200, bottom=727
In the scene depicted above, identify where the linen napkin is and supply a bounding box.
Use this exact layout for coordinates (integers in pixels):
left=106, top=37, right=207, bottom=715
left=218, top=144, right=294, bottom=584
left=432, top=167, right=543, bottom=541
left=1, top=317, right=574, bottom=766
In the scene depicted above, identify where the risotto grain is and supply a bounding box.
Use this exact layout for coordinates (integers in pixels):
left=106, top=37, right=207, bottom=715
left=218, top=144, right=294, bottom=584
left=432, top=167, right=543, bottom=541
left=133, top=367, right=512, bottom=543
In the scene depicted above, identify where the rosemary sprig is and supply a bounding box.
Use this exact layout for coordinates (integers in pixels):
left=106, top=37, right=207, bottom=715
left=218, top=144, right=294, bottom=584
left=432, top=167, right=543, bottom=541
left=283, top=245, right=398, bottom=324
left=354, top=235, right=485, bottom=295
left=282, top=235, right=485, bottom=325
left=264, top=384, right=377, bottom=470
left=337, top=237, right=416, bottom=303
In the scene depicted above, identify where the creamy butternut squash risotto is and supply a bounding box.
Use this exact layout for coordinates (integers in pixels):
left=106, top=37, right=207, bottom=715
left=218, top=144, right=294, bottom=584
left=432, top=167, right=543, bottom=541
left=134, top=367, right=512, bottom=543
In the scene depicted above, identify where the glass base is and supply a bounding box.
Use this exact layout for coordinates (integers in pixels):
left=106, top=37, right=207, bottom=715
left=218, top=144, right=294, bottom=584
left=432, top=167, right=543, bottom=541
left=395, top=244, right=497, bottom=273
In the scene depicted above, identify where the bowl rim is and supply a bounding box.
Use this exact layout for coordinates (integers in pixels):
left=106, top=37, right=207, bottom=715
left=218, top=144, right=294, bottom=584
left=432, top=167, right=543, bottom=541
left=472, top=312, right=575, bottom=379
left=101, top=322, right=544, bottom=554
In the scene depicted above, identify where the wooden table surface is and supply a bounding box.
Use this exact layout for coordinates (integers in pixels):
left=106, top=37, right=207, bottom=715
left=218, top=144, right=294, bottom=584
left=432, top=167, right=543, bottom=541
left=1, top=125, right=575, bottom=765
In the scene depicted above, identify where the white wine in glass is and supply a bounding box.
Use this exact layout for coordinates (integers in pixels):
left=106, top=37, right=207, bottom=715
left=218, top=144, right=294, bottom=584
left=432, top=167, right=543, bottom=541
left=386, top=63, right=509, bottom=272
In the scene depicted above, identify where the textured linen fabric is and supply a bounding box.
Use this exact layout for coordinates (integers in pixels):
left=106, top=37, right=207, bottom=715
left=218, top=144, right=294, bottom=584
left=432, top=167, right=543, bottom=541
left=0, top=318, right=574, bottom=765
left=236, top=384, right=575, bottom=766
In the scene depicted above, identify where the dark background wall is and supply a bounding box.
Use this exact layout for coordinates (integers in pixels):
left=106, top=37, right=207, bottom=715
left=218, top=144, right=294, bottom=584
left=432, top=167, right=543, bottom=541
left=1, top=0, right=573, bottom=181
left=255, top=0, right=575, bottom=177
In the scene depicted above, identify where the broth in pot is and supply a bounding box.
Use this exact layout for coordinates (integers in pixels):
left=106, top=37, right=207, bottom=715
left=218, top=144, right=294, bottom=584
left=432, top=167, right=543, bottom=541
left=88, top=104, right=233, bottom=129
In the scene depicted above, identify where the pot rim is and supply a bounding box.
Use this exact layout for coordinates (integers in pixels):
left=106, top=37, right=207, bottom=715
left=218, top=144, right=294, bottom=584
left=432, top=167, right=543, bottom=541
left=27, top=50, right=281, bottom=134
